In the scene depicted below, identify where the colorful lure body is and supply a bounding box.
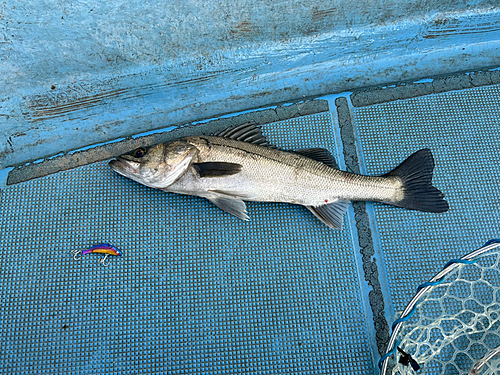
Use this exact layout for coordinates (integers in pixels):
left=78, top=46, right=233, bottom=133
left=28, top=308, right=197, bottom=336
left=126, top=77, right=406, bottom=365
left=81, top=244, right=123, bottom=257
left=73, top=244, right=123, bottom=265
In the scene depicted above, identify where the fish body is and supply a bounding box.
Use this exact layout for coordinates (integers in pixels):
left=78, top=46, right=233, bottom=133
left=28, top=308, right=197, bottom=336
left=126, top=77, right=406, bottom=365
left=166, top=135, right=400, bottom=205
left=109, top=124, right=448, bottom=229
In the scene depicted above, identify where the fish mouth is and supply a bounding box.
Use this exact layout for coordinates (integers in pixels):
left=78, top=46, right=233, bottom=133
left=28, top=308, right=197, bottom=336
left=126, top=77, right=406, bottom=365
left=108, top=157, right=140, bottom=176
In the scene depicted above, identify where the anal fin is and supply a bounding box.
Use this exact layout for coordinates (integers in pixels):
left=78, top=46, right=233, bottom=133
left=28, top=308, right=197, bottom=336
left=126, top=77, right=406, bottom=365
left=306, top=200, right=350, bottom=229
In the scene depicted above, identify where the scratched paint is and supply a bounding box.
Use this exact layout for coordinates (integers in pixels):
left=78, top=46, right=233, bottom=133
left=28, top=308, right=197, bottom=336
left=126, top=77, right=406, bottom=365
left=1, top=1, right=499, bottom=168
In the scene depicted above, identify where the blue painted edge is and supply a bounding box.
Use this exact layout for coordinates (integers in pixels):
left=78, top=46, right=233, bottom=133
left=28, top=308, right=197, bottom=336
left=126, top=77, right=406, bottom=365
left=0, top=167, right=14, bottom=190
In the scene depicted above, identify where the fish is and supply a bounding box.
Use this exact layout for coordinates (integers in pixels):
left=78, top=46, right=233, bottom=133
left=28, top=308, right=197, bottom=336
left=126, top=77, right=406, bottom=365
left=109, top=123, right=448, bottom=229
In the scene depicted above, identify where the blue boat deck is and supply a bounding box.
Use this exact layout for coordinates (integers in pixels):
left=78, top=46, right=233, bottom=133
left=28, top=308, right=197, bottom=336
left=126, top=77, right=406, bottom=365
left=1, top=71, right=499, bottom=374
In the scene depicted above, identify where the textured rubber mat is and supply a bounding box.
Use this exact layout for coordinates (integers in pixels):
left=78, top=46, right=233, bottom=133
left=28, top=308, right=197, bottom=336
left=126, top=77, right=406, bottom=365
left=353, top=84, right=500, bottom=315
left=0, top=113, right=374, bottom=374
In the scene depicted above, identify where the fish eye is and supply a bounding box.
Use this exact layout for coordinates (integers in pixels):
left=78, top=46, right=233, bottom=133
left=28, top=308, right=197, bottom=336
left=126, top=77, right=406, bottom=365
left=133, top=148, right=147, bottom=158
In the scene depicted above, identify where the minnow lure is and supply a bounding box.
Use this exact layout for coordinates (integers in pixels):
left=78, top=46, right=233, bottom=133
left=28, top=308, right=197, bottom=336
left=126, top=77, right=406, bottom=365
left=72, top=244, right=123, bottom=266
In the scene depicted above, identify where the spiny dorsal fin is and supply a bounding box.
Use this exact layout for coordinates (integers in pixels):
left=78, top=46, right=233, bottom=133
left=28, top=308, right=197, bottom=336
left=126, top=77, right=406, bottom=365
left=294, top=148, right=339, bottom=169
left=214, top=122, right=270, bottom=146
left=213, top=125, right=339, bottom=170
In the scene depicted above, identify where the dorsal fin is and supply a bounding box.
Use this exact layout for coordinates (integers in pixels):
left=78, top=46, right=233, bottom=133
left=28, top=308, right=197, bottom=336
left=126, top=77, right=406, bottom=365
left=214, top=122, right=270, bottom=146
left=294, top=148, right=339, bottom=169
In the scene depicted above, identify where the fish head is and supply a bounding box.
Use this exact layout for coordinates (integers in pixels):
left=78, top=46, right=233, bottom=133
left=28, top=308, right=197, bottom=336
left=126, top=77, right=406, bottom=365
left=109, top=140, right=199, bottom=189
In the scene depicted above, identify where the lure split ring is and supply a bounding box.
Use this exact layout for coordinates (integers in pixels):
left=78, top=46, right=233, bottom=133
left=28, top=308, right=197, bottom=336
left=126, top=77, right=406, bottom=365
left=72, top=244, right=123, bottom=266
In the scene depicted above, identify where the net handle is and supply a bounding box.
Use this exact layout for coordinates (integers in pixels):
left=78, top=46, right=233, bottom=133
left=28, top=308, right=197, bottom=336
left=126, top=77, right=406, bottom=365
left=379, top=239, right=500, bottom=374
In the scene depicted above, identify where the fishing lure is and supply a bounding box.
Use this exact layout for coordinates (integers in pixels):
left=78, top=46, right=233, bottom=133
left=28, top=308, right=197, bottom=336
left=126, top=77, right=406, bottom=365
left=72, top=244, right=123, bottom=266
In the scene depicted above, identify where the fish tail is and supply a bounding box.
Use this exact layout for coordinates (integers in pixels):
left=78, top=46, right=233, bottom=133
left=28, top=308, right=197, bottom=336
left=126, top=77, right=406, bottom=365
left=386, top=148, right=449, bottom=213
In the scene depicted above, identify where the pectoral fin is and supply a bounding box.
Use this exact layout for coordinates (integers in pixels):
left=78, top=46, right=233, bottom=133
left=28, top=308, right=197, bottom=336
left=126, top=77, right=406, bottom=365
left=306, top=200, right=351, bottom=229
left=193, top=162, right=242, bottom=178
left=207, top=195, right=250, bottom=221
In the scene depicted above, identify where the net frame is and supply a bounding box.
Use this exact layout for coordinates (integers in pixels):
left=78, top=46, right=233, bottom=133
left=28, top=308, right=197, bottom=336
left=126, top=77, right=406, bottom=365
left=468, top=345, right=500, bottom=374
left=379, top=239, right=500, bottom=374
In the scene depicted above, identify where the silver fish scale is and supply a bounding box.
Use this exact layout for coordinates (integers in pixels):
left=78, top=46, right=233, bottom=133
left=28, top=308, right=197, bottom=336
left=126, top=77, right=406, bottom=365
left=173, top=136, right=400, bottom=206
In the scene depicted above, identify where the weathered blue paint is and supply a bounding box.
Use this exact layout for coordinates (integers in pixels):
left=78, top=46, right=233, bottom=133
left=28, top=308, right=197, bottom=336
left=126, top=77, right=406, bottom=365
left=0, top=167, right=14, bottom=190
left=1, top=1, right=500, bottom=168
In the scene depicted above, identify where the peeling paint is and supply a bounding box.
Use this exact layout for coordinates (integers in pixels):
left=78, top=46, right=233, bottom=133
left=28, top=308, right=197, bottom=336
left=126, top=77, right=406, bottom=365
left=48, top=153, right=65, bottom=160
left=414, top=78, right=434, bottom=84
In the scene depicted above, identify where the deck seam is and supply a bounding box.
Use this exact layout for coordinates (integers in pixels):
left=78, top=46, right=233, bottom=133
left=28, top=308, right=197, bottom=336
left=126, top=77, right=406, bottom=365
left=334, top=96, right=391, bottom=359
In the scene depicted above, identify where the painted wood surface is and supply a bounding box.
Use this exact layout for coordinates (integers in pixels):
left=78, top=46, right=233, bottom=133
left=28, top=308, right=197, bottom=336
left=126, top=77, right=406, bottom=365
left=1, top=1, right=499, bottom=167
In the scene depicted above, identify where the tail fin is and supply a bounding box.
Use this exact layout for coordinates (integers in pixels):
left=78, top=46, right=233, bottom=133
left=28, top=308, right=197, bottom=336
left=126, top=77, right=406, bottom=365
left=386, top=149, right=449, bottom=213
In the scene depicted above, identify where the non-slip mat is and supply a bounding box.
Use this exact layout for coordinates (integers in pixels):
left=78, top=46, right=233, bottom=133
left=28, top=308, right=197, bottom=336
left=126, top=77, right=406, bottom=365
left=353, top=85, right=500, bottom=316
left=0, top=113, right=374, bottom=374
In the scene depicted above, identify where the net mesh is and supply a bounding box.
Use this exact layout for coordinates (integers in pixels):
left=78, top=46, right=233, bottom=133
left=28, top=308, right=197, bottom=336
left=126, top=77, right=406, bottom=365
left=386, top=249, right=500, bottom=375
